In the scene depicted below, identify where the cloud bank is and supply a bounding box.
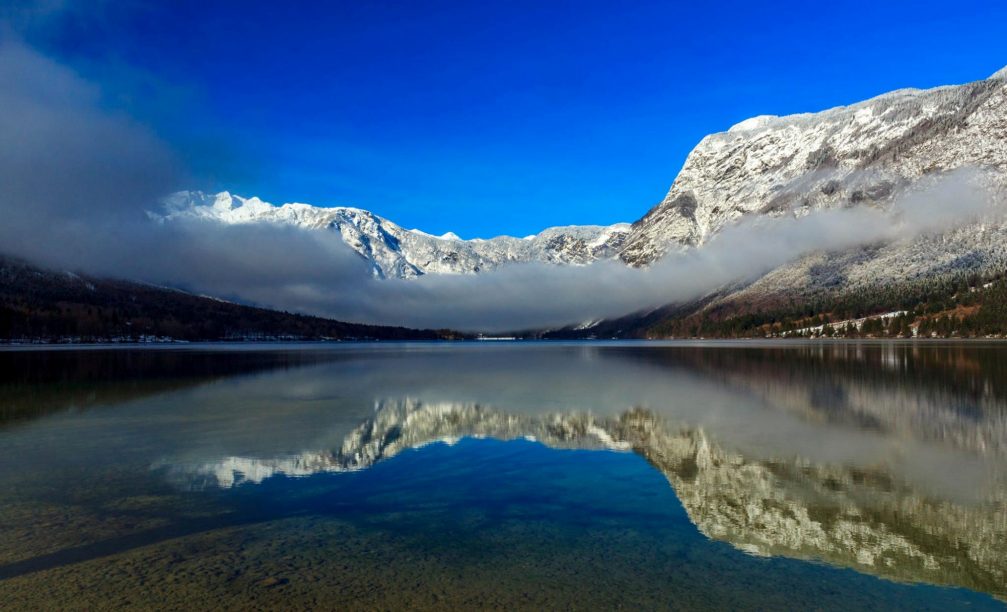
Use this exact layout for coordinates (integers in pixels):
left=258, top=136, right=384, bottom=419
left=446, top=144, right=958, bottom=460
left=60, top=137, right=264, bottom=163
left=281, top=169, right=994, bottom=332
left=0, top=38, right=1000, bottom=333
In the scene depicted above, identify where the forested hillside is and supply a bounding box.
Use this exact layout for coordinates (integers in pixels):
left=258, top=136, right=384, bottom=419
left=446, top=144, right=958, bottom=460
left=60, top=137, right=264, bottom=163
left=647, top=268, right=1007, bottom=339
left=0, top=257, right=454, bottom=342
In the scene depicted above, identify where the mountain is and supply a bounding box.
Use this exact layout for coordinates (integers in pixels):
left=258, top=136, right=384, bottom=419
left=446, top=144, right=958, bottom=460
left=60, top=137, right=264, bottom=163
left=162, top=67, right=1007, bottom=335
left=0, top=256, right=452, bottom=342
left=614, top=67, right=1007, bottom=333
left=621, top=67, right=1007, bottom=266
left=161, top=191, right=631, bottom=279
left=545, top=66, right=1007, bottom=337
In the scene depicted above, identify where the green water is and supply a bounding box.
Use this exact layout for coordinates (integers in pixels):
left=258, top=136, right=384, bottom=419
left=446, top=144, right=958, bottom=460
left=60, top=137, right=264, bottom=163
left=0, top=342, right=1004, bottom=609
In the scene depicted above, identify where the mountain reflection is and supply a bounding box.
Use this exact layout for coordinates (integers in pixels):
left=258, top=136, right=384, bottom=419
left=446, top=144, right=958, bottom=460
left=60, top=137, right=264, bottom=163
left=0, top=347, right=354, bottom=427
left=167, top=395, right=1006, bottom=600
left=147, top=342, right=1007, bottom=600
left=616, top=342, right=1007, bottom=454
left=4, top=342, right=1006, bottom=599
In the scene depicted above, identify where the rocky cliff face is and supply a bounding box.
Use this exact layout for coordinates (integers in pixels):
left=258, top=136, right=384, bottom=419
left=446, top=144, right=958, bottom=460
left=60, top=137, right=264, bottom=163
left=161, top=191, right=630, bottom=279
left=620, top=68, right=1007, bottom=268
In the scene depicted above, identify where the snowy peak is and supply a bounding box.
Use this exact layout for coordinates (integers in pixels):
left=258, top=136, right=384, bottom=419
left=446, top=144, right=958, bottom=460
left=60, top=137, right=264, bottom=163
left=726, top=115, right=780, bottom=133
left=408, top=228, right=463, bottom=241
left=161, top=191, right=631, bottom=279
left=163, top=67, right=1007, bottom=291
left=620, top=69, right=1007, bottom=265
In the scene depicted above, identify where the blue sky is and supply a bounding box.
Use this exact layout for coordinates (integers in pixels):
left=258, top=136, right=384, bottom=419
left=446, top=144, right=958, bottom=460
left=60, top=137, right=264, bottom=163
left=13, top=0, right=1007, bottom=237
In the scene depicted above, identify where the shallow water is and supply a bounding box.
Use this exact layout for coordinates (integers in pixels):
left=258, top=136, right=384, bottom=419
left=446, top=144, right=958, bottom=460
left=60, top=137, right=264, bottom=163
left=0, top=341, right=1005, bottom=610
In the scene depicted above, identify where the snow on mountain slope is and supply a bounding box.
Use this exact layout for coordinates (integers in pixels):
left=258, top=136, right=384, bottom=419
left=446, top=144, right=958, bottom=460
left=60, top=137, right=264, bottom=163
left=162, top=67, right=1007, bottom=314
left=620, top=67, right=1007, bottom=267
left=160, top=191, right=630, bottom=279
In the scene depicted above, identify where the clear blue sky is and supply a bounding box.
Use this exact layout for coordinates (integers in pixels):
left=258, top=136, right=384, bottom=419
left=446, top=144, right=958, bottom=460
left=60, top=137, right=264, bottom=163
left=15, top=0, right=1007, bottom=237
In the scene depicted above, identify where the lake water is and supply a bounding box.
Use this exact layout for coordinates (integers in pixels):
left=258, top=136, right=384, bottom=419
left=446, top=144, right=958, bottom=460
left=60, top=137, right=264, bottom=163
left=0, top=341, right=1005, bottom=610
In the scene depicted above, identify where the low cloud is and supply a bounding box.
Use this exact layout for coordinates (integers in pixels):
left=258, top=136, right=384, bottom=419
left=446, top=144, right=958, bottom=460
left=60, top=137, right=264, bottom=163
left=273, top=168, right=995, bottom=332
left=0, top=38, right=1000, bottom=333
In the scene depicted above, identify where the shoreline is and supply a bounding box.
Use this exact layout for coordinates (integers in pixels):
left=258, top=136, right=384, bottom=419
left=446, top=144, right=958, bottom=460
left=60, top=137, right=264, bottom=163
left=4, top=336, right=1007, bottom=351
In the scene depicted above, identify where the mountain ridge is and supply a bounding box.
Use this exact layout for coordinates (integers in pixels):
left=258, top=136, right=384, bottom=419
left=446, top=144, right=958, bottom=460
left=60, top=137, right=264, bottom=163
left=161, top=191, right=631, bottom=279
left=620, top=70, right=1007, bottom=265
left=158, top=66, right=1007, bottom=335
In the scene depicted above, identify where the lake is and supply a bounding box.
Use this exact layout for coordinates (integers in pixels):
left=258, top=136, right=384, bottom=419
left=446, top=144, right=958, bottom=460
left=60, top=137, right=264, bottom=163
left=0, top=341, right=1004, bottom=610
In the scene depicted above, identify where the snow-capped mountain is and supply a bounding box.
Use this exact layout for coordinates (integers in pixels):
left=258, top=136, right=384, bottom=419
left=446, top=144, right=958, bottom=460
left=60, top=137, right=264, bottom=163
left=162, top=66, right=1007, bottom=323
left=620, top=66, right=1007, bottom=267
left=161, top=191, right=630, bottom=279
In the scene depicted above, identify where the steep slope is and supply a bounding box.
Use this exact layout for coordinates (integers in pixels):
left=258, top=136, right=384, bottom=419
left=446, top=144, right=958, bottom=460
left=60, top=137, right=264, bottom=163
left=621, top=67, right=1007, bottom=267
left=161, top=191, right=630, bottom=279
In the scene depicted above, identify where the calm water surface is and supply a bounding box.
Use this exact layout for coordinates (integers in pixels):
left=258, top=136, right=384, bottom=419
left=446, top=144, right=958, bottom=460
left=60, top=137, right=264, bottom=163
left=0, top=341, right=1005, bottom=610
